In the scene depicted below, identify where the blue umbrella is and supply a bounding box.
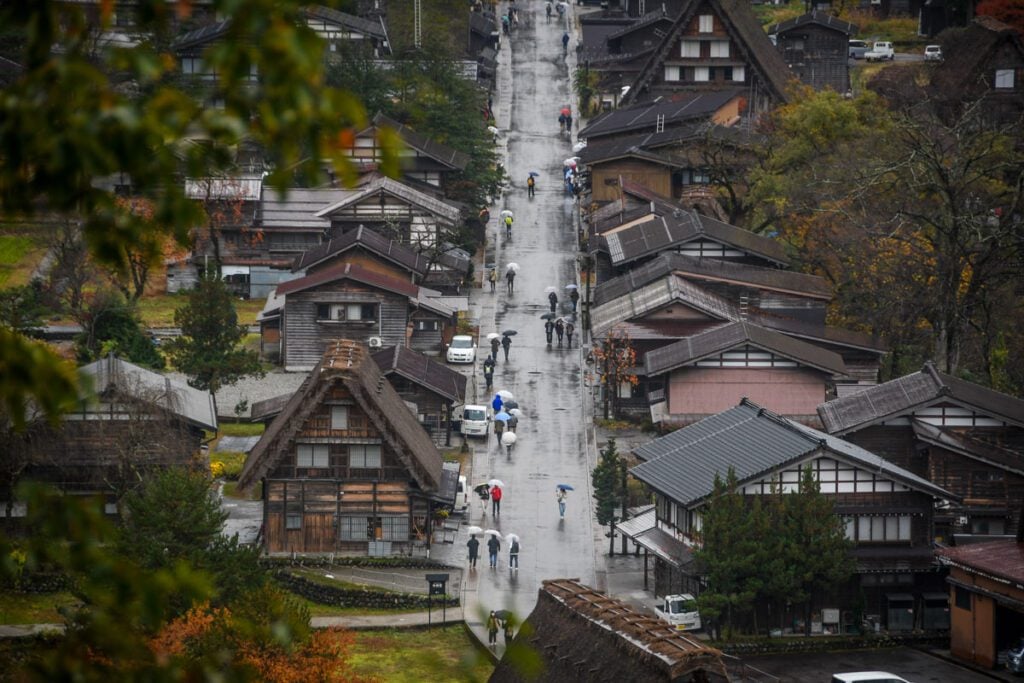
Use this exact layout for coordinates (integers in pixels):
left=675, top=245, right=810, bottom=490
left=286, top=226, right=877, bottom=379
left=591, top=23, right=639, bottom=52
left=528, top=171, right=540, bottom=177
left=494, top=411, right=512, bottom=422
left=556, top=484, right=575, bottom=491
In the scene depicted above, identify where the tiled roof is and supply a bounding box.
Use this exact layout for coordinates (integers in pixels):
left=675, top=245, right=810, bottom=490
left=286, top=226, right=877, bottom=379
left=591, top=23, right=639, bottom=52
left=912, top=420, right=1024, bottom=476
left=173, top=19, right=231, bottom=51
left=631, top=400, right=954, bottom=507
left=371, top=345, right=466, bottom=402
left=938, top=540, right=1024, bottom=585
left=303, top=5, right=386, bottom=39
left=260, top=187, right=353, bottom=230
left=644, top=321, right=848, bottom=376
left=275, top=261, right=419, bottom=298
left=579, top=90, right=742, bottom=140
left=818, top=362, right=1024, bottom=434
left=591, top=273, right=738, bottom=338
left=314, top=174, right=462, bottom=225
left=767, top=10, right=857, bottom=36
left=369, top=112, right=470, bottom=171
left=293, top=225, right=429, bottom=274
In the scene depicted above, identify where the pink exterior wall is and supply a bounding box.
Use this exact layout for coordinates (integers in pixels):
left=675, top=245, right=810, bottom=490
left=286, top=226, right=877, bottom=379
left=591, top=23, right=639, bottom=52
left=667, top=367, right=826, bottom=416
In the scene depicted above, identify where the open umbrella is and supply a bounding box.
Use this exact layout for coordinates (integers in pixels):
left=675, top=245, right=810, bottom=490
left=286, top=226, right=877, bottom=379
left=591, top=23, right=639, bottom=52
left=556, top=484, right=575, bottom=491
left=560, top=107, right=570, bottom=117
left=508, top=408, right=523, bottom=417
left=572, top=141, right=587, bottom=153
left=563, top=158, right=577, bottom=169
left=544, top=285, right=557, bottom=294
left=467, top=525, right=483, bottom=535
left=502, top=329, right=518, bottom=336
left=506, top=262, right=520, bottom=273
left=528, top=171, right=540, bottom=177
left=501, top=431, right=517, bottom=447
left=473, top=482, right=490, bottom=493
left=503, top=400, right=519, bottom=410
left=486, top=332, right=500, bottom=340
left=494, top=411, right=511, bottom=422
left=488, top=479, right=505, bottom=488
left=565, top=283, right=578, bottom=290
left=496, top=389, right=514, bottom=401
left=484, top=529, right=502, bottom=537
left=499, top=209, right=514, bottom=219
left=505, top=533, right=520, bottom=544
left=494, top=609, right=513, bottom=621
left=540, top=312, right=556, bottom=320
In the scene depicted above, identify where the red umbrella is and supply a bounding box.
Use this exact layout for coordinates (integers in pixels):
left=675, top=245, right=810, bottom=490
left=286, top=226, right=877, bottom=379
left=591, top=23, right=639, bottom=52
left=560, top=107, right=570, bottom=117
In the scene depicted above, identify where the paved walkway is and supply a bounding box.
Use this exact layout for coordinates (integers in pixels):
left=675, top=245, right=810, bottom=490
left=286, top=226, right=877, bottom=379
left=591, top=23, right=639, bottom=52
left=311, top=609, right=462, bottom=630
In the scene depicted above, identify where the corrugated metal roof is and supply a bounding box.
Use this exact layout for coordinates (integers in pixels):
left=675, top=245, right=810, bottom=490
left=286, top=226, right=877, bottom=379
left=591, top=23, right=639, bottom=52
left=371, top=345, right=466, bottom=403
left=631, top=400, right=954, bottom=507
left=186, top=175, right=263, bottom=201
left=294, top=224, right=430, bottom=274
left=260, top=187, right=352, bottom=229
left=79, top=356, right=217, bottom=431
left=315, top=175, right=461, bottom=224
left=644, top=321, right=848, bottom=377
left=591, top=274, right=738, bottom=338
left=276, top=261, right=419, bottom=298
left=938, top=540, right=1024, bottom=585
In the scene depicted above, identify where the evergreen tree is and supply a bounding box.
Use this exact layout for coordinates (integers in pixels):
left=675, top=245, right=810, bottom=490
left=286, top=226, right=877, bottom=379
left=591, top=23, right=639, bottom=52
left=75, top=290, right=164, bottom=369
left=164, top=275, right=263, bottom=393
left=592, top=438, right=621, bottom=527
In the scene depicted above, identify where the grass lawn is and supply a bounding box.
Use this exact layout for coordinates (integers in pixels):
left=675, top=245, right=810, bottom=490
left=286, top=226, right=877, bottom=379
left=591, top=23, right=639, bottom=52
left=219, top=422, right=265, bottom=437
left=0, top=233, right=47, bottom=288
left=0, top=591, right=78, bottom=625
left=135, top=294, right=266, bottom=328
left=347, top=626, right=493, bottom=683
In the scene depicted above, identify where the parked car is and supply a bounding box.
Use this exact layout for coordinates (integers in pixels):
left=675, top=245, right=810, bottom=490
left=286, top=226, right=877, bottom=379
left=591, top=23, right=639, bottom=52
left=446, top=335, right=476, bottom=364
left=832, top=673, right=912, bottom=683
left=865, top=41, right=895, bottom=62
left=460, top=404, right=490, bottom=438
left=924, top=45, right=943, bottom=62
left=849, top=39, right=870, bottom=59
left=1008, top=637, right=1024, bottom=673
left=454, top=475, right=469, bottom=514
left=654, top=594, right=702, bottom=631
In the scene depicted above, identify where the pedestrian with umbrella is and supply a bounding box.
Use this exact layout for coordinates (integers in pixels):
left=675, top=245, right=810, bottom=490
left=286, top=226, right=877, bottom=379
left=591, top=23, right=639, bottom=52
left=548, top=290, right=558, bottom=312
left=507, top=533, right=521, bottom=569
left=487, top=610, right=500, bottom=646
left=503, top=613, right=516, bottom=643
left=569, top=286, right=580, bottom=311
left=490, top=482, right=503, bottom=516
left=487, top=531, right=501, bottom=568
left=490, top=335, right=501, bottom=361
left=527, top=173, right=536, bottom=198
left=467, top=533, right=480, bottom=568
left=566, top=320, right=575, bottom=348
left=488, top=267, right=498, bottom=293
left=482, top=356, right=495, bottom=390
left=507, top=412, right=518, bottom=433
left=556, top=484, right=573, bottom=518
left=555, top=318, right=565, bottom=346
left=501, top=334, right=512, bottom=362
left=475, top=483, right=490, bottom=516
left=544, top=318, right=555, bottom=344
left=506, top=266, right=516, bottom=293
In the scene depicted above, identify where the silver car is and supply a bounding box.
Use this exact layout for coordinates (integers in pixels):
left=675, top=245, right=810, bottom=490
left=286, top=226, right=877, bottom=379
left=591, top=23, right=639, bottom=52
left=924, top=45, right=943, bottom=62
left=849, top=39, right=869, bottom=59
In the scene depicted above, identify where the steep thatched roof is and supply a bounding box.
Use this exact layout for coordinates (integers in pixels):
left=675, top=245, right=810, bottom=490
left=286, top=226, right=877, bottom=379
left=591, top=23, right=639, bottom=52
left=491, top=579, right=730, bottom=683
left=237, top=340, right=444, bottom=492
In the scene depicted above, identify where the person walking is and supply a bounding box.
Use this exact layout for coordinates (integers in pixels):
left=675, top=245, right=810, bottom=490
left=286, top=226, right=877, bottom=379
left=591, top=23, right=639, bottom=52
left=491, top=484, right=503, bottom=516
left=487, top=611, right=500, bottom=647
left=487, top=533, right=501, bottom=568
left=482, top=356, right=495, bottom=390
left=467, top=534, right=480, bottom=569
left=562, top=31, right=569, bottom=54
left=478, top=484, right=490, bottom=516
left=527, top=174, right=535, bottom=198
left=494, top=415, right=505, bottom=439
left=506, top=268, right=516, bottom=293
left=492, top=393, right=503, bottom=414
left=555, top=318, right=565, bottom=347
left=503, top=615, right=516, bottom=644
left=488, top=267, right=498, bottom=293
left=501, top=334, right=512, bottom=361
left=503, top=212, right=513, bottom=239
left=548, top=291, right=558, bottom=313
left=569, top=288, right=579, bottom=311
left=507, top=413, right=518, bottom=433
left=556, top=487, right=567, bottom=518
left=509, top=537, right=520, bottom=569
left=544, top=319, right=555, bottom=345
left=565, top=321, right=575, bottom=348
left=490, top=336, right=501, bottom=362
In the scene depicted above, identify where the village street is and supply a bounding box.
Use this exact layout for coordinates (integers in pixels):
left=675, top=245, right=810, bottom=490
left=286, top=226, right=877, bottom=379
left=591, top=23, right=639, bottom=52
left=427, top=3, right=605, bottom=654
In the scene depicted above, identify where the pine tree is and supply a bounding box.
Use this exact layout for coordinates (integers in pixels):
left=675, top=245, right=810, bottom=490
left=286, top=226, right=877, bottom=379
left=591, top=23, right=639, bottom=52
left=592, top=438, right=621, bottom=527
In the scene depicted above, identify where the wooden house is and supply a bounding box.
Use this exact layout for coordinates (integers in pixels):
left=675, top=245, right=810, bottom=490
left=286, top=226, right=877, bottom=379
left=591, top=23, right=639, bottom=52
left=621, top=0, right=796, bottom=115
left=937, top=540, right=1024, bottom=670
left=302, top=5, right=391, bottom=58
left=644, top=320, right=848, bottom=426
left=628, top=400, right=956, bottom=632
left=237, top=340, right=455, bottom=555
left=1, top=356, right=216, bottom=521
left=767, top=11, right=857, bottom=94
left=818, top=363, right=1024, bottom=542
left=579, top=91, right=743, bottom=144
left=491, top=578, right=731, bottom=683
left=262, top=262, right=457, bottom=371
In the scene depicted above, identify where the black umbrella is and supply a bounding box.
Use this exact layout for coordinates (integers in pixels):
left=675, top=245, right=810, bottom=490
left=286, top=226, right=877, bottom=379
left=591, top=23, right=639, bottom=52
left=540, top=313, right=556, bottom=320
left=503, top=400, right=519, bottom=410
left=495, top=609, right=513, bottom=621
left=502, top=329, right=518, bottom=336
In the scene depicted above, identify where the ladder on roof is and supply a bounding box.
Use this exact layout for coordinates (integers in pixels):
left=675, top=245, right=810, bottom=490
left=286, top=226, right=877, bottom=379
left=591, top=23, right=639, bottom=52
left=639, top=0, right=646, bottom=14
left=414, top=0, right=422, bottom=49
left=739, top=294, right=749, bottom=320
left=655, top=114, right=665, bottom=133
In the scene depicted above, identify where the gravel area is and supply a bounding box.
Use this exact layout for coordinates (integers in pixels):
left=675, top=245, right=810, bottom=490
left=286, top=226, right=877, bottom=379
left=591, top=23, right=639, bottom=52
left=168, top=369, right=309, bottom=419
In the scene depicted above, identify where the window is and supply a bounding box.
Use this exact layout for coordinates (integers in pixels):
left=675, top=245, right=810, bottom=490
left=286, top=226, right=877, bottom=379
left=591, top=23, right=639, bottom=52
left=732, top=66, right=745, bottom=82
left=955, top=585, right=972, bottom=611
left=0, top=502, right=27, bottom=518
left=665, top=65, right=681, bottom=81
left=694, top=67, right=710, bottom=82
left=618, top=381, right=634, bottom=399
left=698, top=14, right=714, bottom=33
left=339, top=516, right=370, bottom=541
left=995, top=69, right=1015, bottom=89
left=297, top=444, right=330, bottom=468
left=845, top=515, right=911, bottom=542
left=316, top=303, right=377, bottom=322
left=350, top=444, right=382, bottom=468
left=331, top=406, right=349, bottom=430
left=710, top=41, right=729, bottom=58
left=414, top=319, right=439, bottom=331
left=380, top=515, right=409, bottom=541
left=680, top=40, right=701, bottom=58
left=286, top=514, right=302, bottom=530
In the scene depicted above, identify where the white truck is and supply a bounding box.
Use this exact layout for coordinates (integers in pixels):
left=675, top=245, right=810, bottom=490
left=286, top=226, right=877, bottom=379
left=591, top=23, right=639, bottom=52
left=654, top=594, right=702, bottom=631
left=864, top=41, right=894, bottom=62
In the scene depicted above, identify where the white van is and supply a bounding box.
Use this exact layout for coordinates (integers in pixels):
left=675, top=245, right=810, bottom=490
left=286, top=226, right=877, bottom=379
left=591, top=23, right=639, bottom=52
left=454, top=475, right=469, bottom=514
left=460, top=404, right=490, bottom=438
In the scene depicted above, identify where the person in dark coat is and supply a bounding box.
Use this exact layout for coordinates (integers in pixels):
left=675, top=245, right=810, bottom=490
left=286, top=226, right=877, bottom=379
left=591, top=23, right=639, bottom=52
left=503, top=615, right=515, bottom=644
left=467, top=534, right=480, bottom=568
left=506, top=268, right=516, bottom=293
left=508, top=537, right=520, bottom=569
left=487, top=611, right=500, bottom=646
left=507, top=414, right=518, bottom=433
left=544, top=319, right=554, bottom=344
left=482, top=356, right=495, bottom=390
left=501, top=334, right=512, bottom=361
left=490, top=336, right=501, bottom=361
left=548, top=291, right=558, bottom=312
left=569, top=288, right=579, bottom=311
left=565, top=321, right=575, bottom=348
left=554, top=319, right=564, bottom=346
left=487, top=534, right=501, bottom=568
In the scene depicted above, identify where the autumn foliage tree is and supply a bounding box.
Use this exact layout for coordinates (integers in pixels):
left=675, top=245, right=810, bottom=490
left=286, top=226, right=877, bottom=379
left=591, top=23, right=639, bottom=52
left=976, top=0, right=1024, bottom=36
left=592, top=328, right=639, bottom=420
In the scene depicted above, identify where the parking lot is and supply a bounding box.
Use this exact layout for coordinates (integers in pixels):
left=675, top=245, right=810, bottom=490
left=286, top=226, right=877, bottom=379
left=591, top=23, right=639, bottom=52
left=731, top=646, right=1000, bottom=682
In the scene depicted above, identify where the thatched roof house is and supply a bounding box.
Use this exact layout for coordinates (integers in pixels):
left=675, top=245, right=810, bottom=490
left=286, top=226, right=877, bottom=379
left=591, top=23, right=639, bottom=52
left=491, top=579, right=730, bottom=683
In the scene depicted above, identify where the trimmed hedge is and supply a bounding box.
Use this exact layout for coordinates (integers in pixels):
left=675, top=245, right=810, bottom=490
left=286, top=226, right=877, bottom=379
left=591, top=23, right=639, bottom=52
left=716, top=632, right=948, bottom=656
left=259, top=555, right=459, bottom=571
left=275, top=571, right=458, bottom=610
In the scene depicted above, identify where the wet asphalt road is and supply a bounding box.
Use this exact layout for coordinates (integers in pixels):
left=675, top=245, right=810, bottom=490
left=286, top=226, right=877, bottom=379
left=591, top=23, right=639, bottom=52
left=429, top=3, right=601, bottom=651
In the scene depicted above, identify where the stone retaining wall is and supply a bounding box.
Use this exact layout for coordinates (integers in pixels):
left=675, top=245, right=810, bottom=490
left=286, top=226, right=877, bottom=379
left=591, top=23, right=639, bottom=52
left=275, top=572, right=459, bottom=610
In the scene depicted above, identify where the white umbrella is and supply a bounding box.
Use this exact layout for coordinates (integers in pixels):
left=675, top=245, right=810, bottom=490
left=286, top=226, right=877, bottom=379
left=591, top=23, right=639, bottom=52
left=467, top=525, right=483, bottom=535
left=486, top=332, right=501, bottom=340
left=505, top=533, right=520, bottom=544
left=563, top=158, right=577, bottom=168
left=572, top=141, right=587, bottom=153
left=499, top=209, right=514, bottom=219
left=506, top=262, right=520, bottom=273
left=487, top=126, right=499, bottom=136
left=484, top=529, right=502, bottom=537
left=544, top=285, right=557, bottom=294
left=501, top=431, right=517, bottom=446
left=496, top=390, right=514, bottom=400
left=565, top=283, right=578, bottom=290
left=488, top=478, right=505, bottom=488
left=508, top=408, right=523, bottom=417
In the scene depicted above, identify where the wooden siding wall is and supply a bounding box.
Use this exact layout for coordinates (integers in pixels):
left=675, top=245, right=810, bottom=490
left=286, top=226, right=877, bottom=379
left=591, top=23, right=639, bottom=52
left=326, top=196, right=441, bottom=248
left=591, top=161, right=672, bottom=203
left=777, top=26, right=850, bottom=93
left=668, top=366, right=826, bottom=418
left=386, top=376, right=450, bottom=440
left=282, top=285, right=409, bottom=369
left=845, top=425, right=921, bottom=475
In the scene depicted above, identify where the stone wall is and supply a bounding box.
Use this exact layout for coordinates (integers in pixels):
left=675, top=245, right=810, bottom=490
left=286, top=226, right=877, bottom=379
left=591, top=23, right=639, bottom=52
left=275, top=572, right=459, bottom=610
